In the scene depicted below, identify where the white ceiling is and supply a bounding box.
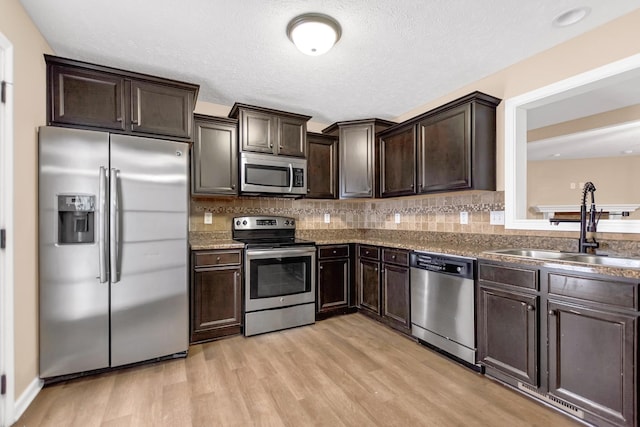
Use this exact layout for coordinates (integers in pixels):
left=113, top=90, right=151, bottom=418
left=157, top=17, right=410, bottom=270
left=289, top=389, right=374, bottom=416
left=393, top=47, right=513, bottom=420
left=19, top=0, right=640, bottom=124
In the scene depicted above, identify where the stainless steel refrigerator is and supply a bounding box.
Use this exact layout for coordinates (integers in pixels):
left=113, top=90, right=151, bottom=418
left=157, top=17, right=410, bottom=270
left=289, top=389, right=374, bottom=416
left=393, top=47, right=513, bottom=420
left=38, top=126, right=189, bottom=378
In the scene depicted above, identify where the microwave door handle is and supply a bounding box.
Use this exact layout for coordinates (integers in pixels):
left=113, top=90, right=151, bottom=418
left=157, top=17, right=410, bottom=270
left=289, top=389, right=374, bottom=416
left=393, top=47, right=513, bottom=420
left=288, top=163, right=293, bottom=193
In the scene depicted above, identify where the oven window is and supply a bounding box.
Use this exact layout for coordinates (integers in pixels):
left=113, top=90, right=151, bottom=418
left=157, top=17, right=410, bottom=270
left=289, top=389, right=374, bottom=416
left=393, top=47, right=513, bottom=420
left=249, top=256, right=311, bottom=299
left=245, top=164, right=289, bottom=187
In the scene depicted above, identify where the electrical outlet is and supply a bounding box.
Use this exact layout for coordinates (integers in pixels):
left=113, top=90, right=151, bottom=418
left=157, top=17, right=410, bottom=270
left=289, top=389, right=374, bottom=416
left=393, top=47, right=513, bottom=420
left=324, top=213, right=330, bottom=224
left=204, top=212, right=213, bottom=224
left=460, top=211, right=468, bottom=224
left=490, top=210, right=505, bottom=225
left=394, top=213, right=401, bottom=224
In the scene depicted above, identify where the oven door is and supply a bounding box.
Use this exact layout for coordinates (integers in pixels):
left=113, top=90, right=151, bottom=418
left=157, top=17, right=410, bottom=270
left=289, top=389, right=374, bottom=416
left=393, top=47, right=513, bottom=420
left=245, top=246, right=316, bottom=312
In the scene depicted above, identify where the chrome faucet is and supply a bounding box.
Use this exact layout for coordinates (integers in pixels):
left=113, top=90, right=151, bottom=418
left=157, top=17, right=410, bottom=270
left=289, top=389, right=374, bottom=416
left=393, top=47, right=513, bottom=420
left=549, top=181, right=601, bottom=253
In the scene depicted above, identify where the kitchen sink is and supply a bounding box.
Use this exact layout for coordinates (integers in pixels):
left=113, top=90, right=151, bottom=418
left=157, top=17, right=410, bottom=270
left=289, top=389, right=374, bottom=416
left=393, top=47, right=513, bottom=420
left=487, top=248, right=640, bottom=269
left=488, top=249, right=579, bottom=260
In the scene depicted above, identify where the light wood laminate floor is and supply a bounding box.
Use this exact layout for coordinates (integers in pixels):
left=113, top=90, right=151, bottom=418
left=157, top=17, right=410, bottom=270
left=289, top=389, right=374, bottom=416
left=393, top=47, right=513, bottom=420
left=16, top=314, right=581, bottom=427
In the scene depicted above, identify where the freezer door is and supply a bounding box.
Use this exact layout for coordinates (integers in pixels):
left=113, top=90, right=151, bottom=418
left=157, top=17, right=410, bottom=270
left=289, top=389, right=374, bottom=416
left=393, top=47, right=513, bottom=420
left=39, top=127, right=110, bottom=377
left=109, top=134, right=189, bottom=367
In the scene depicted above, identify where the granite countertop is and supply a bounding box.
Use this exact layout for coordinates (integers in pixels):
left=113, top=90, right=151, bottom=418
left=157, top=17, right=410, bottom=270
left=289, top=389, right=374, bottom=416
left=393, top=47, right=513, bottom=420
left=190, top=231, right=640, bottom=280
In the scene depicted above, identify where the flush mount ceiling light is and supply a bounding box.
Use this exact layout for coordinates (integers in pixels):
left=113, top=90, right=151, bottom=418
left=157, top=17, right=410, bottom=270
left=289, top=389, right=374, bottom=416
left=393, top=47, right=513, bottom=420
left=552, top=6, right=591, bottom=27
left=286, top=13, right=342, bottom=56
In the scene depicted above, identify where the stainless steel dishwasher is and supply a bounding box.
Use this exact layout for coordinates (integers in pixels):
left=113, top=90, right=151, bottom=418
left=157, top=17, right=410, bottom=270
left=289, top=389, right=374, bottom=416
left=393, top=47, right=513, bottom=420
left=410, top=251, right=478, bottom=367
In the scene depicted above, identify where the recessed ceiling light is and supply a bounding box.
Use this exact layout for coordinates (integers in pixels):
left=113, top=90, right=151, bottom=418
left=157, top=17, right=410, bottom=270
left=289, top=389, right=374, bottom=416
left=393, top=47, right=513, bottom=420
left=623, top=149, right=634, bottom=154
left=552, top=153, right=562, bottom=157
left=287, top=13, right=342, bottom=56
left=552, top=7, right=591, bottom=28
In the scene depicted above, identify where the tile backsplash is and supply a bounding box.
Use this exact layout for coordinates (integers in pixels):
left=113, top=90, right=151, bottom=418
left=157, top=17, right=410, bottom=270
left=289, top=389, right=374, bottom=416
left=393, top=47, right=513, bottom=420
left=190, top=190, right=640, bottom=246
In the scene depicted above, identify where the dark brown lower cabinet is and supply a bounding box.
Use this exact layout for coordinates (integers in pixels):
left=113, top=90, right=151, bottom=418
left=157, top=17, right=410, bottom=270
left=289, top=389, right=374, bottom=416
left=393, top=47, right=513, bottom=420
left=478, top=260, right=639, bottom=427
left=191, top=249, right=243, bottom=343
left=317, top=244, right=355, bottom=318
left=359, top=259, right=380, bottom=314
left=381, top=248, right=410, bottom=332
left=548, top=301, right=636, bottom=427
left=477, top=286, right=538, bottom=387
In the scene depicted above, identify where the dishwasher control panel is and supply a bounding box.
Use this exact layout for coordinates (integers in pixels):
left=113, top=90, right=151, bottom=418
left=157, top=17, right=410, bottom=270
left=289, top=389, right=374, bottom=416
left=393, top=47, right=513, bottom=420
left=410, top=251, right=475, bottom=279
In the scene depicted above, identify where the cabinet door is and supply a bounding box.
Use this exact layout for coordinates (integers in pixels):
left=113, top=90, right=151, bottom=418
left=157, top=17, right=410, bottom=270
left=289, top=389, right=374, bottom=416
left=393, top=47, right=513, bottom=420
left=50, top=65, right=126, bottom=131
left=191, top=266, right=242, bottom=343
left=239, top=109, right=275, bottom=153
left=192, top=118, right=238, bottom=195
left=318, top=258, right=349, bottom=312
left=340, top=124, right=374, bottom=198
left=417, top=103, right=471, bottom=192
left=382, top=264, right=410, bottom=329
left=547, top=301, right=636, bottom=427
left=358, top=259, right=380, bottom=314
left=277, top=116, right=307, bottom=157
left=307, top=134, right=338, bottom=199
left=379, top=126, right=416, bottom=197
left=477, top=286, right=539, bottom=387
left=130, top=80, right=194, bottom=139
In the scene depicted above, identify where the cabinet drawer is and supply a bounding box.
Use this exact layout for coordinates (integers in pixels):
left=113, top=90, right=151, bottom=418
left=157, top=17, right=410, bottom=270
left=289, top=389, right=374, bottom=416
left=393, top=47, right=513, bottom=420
left=194, top=250, right=242, bottom=267
left=478, top=263, right=538, bottom=290
left=547, top=272, right=639, bottom=310
left=319, top=245, right=349, bottom=259
left=359, top=245, right=380, bottom=260
left=382, top=248, right=409, bottom=266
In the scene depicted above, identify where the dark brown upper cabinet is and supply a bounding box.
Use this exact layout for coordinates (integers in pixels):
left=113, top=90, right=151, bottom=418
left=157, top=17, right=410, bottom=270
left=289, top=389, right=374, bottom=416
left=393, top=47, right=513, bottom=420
left=416, top=92, right=500, bottom=193
left=377, top=124, right=417, bottom=198
left=229, top=103, right=311, bottom=158
left=323, top=119, right=395, bottom=199
left=191, top=114, right=238, bottom=196
left=306, top=132, right=338, bottom=199
left=45, top=55, right=198, bottom=141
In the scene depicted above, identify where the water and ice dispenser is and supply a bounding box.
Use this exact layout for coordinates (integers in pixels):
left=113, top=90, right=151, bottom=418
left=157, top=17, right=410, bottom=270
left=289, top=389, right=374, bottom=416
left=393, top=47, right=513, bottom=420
left=57, top=195, right=95, bottom=244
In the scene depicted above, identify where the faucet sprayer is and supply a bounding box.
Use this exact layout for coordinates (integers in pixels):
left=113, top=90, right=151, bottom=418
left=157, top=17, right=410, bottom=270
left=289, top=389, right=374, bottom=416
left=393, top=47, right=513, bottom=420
left=549, top=181, right=601, bottom=253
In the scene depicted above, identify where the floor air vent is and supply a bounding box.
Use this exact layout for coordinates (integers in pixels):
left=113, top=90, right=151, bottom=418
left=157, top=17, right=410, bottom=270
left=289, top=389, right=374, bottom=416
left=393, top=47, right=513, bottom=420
left=517, top=382, right=584, bottom=419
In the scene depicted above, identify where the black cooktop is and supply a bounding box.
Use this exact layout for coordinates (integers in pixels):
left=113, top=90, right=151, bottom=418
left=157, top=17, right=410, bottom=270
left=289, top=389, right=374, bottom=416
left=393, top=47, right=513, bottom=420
left=231, top=215, right=314, bottom=248
left=234, top=237, right=315, bottom=249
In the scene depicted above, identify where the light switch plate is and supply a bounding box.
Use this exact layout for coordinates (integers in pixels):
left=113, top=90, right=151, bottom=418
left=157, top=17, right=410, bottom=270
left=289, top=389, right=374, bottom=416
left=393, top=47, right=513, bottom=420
left=204, top=212, right=213, bottom=224
left=490, top=210, right=505, bottom=225
left=460, top=211, right=468, bottom=224
left=394, top=213, right=401, bottom=224
left=324, top=213, right=330, bottom=224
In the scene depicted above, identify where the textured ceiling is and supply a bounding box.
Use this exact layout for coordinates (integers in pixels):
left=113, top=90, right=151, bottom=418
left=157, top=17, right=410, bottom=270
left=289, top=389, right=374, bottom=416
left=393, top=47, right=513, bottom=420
left=19, top=0, right=640, bottom=124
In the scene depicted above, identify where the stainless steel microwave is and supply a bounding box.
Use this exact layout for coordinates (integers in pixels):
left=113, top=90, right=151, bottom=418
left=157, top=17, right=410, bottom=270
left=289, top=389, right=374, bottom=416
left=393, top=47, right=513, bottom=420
left=239, top=152, right=307, bottom=196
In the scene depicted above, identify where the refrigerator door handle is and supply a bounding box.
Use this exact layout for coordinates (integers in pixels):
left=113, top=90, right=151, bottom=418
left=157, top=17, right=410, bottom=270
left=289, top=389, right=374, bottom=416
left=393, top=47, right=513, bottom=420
left=98, top=167, right=108, bottom=283
left=110, top=168, right=120, bottom=283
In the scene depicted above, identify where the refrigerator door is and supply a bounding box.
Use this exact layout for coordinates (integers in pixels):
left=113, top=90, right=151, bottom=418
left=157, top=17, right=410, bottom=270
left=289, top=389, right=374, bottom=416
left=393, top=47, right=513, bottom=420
left=39, top=126, right=110, bottom=377
left=109, top=134, right=189, bottom=367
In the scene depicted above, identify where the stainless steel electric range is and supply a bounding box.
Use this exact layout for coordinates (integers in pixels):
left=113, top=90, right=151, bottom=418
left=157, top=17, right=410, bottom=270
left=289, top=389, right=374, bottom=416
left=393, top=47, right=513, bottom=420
left=233, top=216, right=316, bottom=336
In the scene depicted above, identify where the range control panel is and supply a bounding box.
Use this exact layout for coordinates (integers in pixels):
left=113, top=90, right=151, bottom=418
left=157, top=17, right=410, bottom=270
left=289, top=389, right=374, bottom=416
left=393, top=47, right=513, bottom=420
left=233, top=216, right=296, bottom=231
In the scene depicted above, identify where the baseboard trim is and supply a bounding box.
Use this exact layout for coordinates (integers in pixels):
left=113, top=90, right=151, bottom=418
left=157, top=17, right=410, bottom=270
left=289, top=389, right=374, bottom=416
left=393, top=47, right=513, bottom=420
left=13, top=377, right=43, bottom=423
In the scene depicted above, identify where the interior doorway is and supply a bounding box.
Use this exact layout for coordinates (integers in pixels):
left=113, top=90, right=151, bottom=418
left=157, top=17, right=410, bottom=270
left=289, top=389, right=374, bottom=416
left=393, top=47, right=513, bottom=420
left=0, top=30, right=15, bottom=426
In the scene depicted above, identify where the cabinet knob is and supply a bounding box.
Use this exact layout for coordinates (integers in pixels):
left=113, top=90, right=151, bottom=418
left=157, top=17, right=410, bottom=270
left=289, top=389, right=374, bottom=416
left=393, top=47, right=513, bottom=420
left=236, top=271, right=240, bottom=277
left=391, top=255, right=396, bottom=259
left=216, top=256, right=221, bottom=262
left=131, top=119, right=139, bottom=125
left=279, top=145, right=283, bottom=149
left=374, top=267, right=378, bottom=272
left=319, top=265, right=324, bottom=270
left=365, top=251, right=369, bottom=255
left=410, top=184, right=414, bottom=189
left=548, top=310, right=556, bottom=316
left=307, top=188, right=311, bottom=192
left=231, top=184, right=236, bottom=189
left=527, top=304, right=535, bottom=312
left=116, top=117, right=123, bottom=122
left=333, top=250, right=337, bottom=254
left=269, top=143, right=273, bottom=148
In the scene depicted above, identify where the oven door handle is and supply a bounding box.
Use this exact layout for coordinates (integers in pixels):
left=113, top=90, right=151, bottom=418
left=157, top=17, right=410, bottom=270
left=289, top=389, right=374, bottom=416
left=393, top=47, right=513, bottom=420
left=246, top=247, right=316, bottom=259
